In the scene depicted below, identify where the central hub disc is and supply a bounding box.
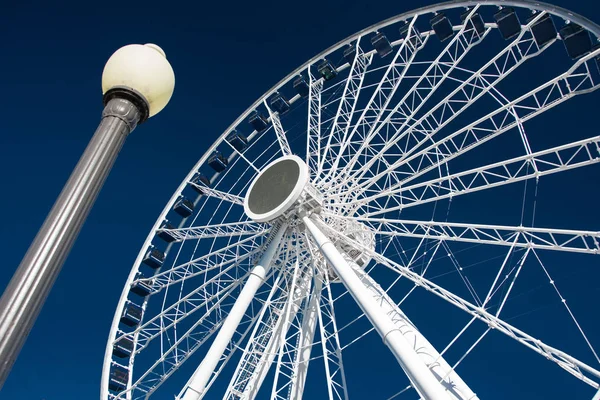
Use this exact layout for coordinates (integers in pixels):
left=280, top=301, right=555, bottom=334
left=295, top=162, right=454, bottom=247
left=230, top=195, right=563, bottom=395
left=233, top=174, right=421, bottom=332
left=244, top=155, right=310, bottom=222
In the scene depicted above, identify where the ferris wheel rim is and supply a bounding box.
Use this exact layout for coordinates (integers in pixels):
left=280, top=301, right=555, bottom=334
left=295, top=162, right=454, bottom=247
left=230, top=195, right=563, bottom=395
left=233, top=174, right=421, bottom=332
left=101, top=1, right=600, bottom=398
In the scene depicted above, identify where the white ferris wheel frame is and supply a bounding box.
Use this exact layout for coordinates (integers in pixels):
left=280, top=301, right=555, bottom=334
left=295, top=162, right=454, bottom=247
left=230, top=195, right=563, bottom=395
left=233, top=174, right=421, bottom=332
left=100, top=1, right=600, bottom=399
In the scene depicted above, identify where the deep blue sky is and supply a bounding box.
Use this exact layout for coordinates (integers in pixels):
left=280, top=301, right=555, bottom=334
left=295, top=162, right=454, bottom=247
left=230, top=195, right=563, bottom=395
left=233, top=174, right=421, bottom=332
left=1, top=0, right=599, bottom=399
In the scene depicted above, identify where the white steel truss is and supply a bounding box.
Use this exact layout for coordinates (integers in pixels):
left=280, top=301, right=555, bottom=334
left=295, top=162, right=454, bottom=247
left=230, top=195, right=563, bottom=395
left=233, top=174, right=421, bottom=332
left=265, top=99, right=292, bottom=156
left=316, top=270, right=350, bottom=400
left=159, top=221, right=268, bottom=242
left=319, top=38, right=371, bottom=180
left=330, top=214, right=600, bottom=255
left=103, top=4, right=600, bottom=400
left=318, top=220, right=600, bottom=389
left=306, top=69, right=324, bottom=181
left=347, top=135, right=600, bottom=216
left=335, top=12, right=554, bottom=200
left=328, top=6, right=489, bottom=192
left=321, top=15, right=426, bottom=190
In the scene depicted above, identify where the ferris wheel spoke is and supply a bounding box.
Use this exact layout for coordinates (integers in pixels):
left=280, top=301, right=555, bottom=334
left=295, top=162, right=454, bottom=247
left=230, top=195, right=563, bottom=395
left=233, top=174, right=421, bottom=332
left=118, top=267, right=276, bottom=399
left=188, top=180, right=244, bottom=205
left=264, top=100, right=292, bottom=156
left=317, top=270, right=350, bottom=400
left=317, top=221, right=600, bottom=388
left=270, top=251, right=314, bottom=400
left=332, top=6, right=489, bottom=189
left=304, top=237, right=350, bottom=400
left=158, top=221, right=269, bottom=242
left=223, top=272, right=292, bottom=400
left=128, top=254, right=258, bottom=353
left=530, top=249, right=600, bottom=364
left=288, top=266, right=322, bottom=400
left=307, top=69, right=324, bottom=181
left=336, top=13, right=554, bottom=199
left=321, top=16, right=426, bottom=191
left=318, top=38, right=371, bottom=181
left=150, top=232, right=265, bottom=291
left=336, top=48, right=600, bottom=204
left=351, top=135, right=600, bottom=217
left=223, top=236, right=306, bottom=399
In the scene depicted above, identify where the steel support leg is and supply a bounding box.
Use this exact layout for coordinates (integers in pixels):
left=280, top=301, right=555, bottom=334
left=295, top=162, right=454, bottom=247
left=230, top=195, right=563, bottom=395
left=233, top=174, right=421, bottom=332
left=180, top=222, right=289, bottom=400
left=303, top=216, right=449, bottom=400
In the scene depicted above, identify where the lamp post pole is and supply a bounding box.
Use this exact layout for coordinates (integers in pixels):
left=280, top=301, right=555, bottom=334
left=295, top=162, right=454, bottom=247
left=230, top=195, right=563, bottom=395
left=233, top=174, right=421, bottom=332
left=0, top=44, right=175, bottom=389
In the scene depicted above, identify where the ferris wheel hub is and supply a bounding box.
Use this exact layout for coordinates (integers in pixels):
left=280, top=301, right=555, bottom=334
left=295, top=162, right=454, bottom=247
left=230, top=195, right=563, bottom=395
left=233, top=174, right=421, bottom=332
left=244, top=155, right=322, bottom=223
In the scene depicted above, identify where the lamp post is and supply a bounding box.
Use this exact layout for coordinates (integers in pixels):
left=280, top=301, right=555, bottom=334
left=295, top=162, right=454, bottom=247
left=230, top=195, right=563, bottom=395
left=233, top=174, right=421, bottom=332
left=0, top=43, right=175, bottom=389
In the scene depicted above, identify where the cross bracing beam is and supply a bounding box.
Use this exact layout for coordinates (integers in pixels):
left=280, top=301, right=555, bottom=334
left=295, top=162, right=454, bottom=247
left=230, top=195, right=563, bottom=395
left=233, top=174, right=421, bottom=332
left=318, top=15, right=426, bottom=188
left=316, top=270, right=350, bottom=400
left=318, top=38, right=371, bottom=181
left=188, top=181, right=244, bottom=205
left=158, top=221, right=268, bottom=242
left=333, top=12, right=554, bottom=200
left=265, top=99, right=292, bottom=156
left=270, top=254, right=315, bottom=400
left=223, top=236, right=312, bottom=400
left=332, top=48, right=600, bottom=206
left=329, top=215, right=600, bottom=255
left=328, top=6, right=488, bottom=192
left=307, top=70, right=324, bottom=181
left=148, top=232, right=265, bottom=291
left=114, top=267, right=277, bottom=399
left=317, top=220, right=600, bottom=389
left=348, top=135, right=600, bottom=216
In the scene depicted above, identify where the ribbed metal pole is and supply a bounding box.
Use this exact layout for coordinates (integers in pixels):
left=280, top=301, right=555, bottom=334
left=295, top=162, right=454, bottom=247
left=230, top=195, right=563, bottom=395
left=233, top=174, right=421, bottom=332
left=0, top=97, right=142, bottom=388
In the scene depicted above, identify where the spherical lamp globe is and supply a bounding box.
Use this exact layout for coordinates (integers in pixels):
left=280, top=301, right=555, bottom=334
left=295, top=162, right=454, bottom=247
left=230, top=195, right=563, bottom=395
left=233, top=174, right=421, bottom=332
left=102, top=43, right=175, bottom=118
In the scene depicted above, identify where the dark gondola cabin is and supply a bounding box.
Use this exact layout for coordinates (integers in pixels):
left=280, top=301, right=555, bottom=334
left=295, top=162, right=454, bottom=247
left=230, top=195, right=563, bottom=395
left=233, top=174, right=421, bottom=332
left=269, top=93, right=291, bottom=115
left=560, top=24, right=592, bottom=59
left=293, top=75, right=310, bottom=97
left=248, top=111, right=269, bottom=133
left=142, top=247, right=165, bottom=269
left=208, top=151, right=229, bottom=172
left=157, top=221, right=177, bottom=243
left=430, top=13, right=454, bottom=42
left=460, top=10, right=485, bottom=40
left=494, top=7, right=521, bottom=40
left=527, top=13, right=557, bottom=48
left=399, top=23, right=422, bottom=48
left=371, top=32, right=393, bottom=58
left=113, top=333, right=134, bottom=358
left=174, top=197, right=194, bottom=218
left=318, top=59, right=338, bottom=81
left=343, top=45, right=356, bottom=64
left=190, top=173, right=210, bottom=194
left=120, top=301, right=143, bottom=327
left=109, top=364, right=129, bottom=392
left=130, top=275, right=153, bottom=297
left=227, top=130, right=249, bottom=152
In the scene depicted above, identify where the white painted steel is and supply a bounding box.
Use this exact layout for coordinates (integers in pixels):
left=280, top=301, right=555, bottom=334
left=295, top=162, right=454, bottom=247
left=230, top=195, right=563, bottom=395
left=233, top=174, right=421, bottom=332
left=355, top=268, right=478, bottom=400
left=303, top=216, right=450, bottom=400
left=102, top=2, right=600, bottom=399
left=179, top=222, right=288, bottom=400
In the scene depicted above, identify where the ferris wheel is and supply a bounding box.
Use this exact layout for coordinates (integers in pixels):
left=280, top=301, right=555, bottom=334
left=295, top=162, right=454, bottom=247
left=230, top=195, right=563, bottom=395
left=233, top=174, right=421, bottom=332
left=101, top=1, right=600, bottom=399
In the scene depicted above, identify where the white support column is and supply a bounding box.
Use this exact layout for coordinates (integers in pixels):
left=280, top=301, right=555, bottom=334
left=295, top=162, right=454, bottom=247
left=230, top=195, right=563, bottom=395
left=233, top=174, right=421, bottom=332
left=180, top=222, right=289, bottom=400
left=303, top=216, right=449, bottom=400
left=355, top=268, right=477, bottom=400
left=289, top=273, right=321, bottom=400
